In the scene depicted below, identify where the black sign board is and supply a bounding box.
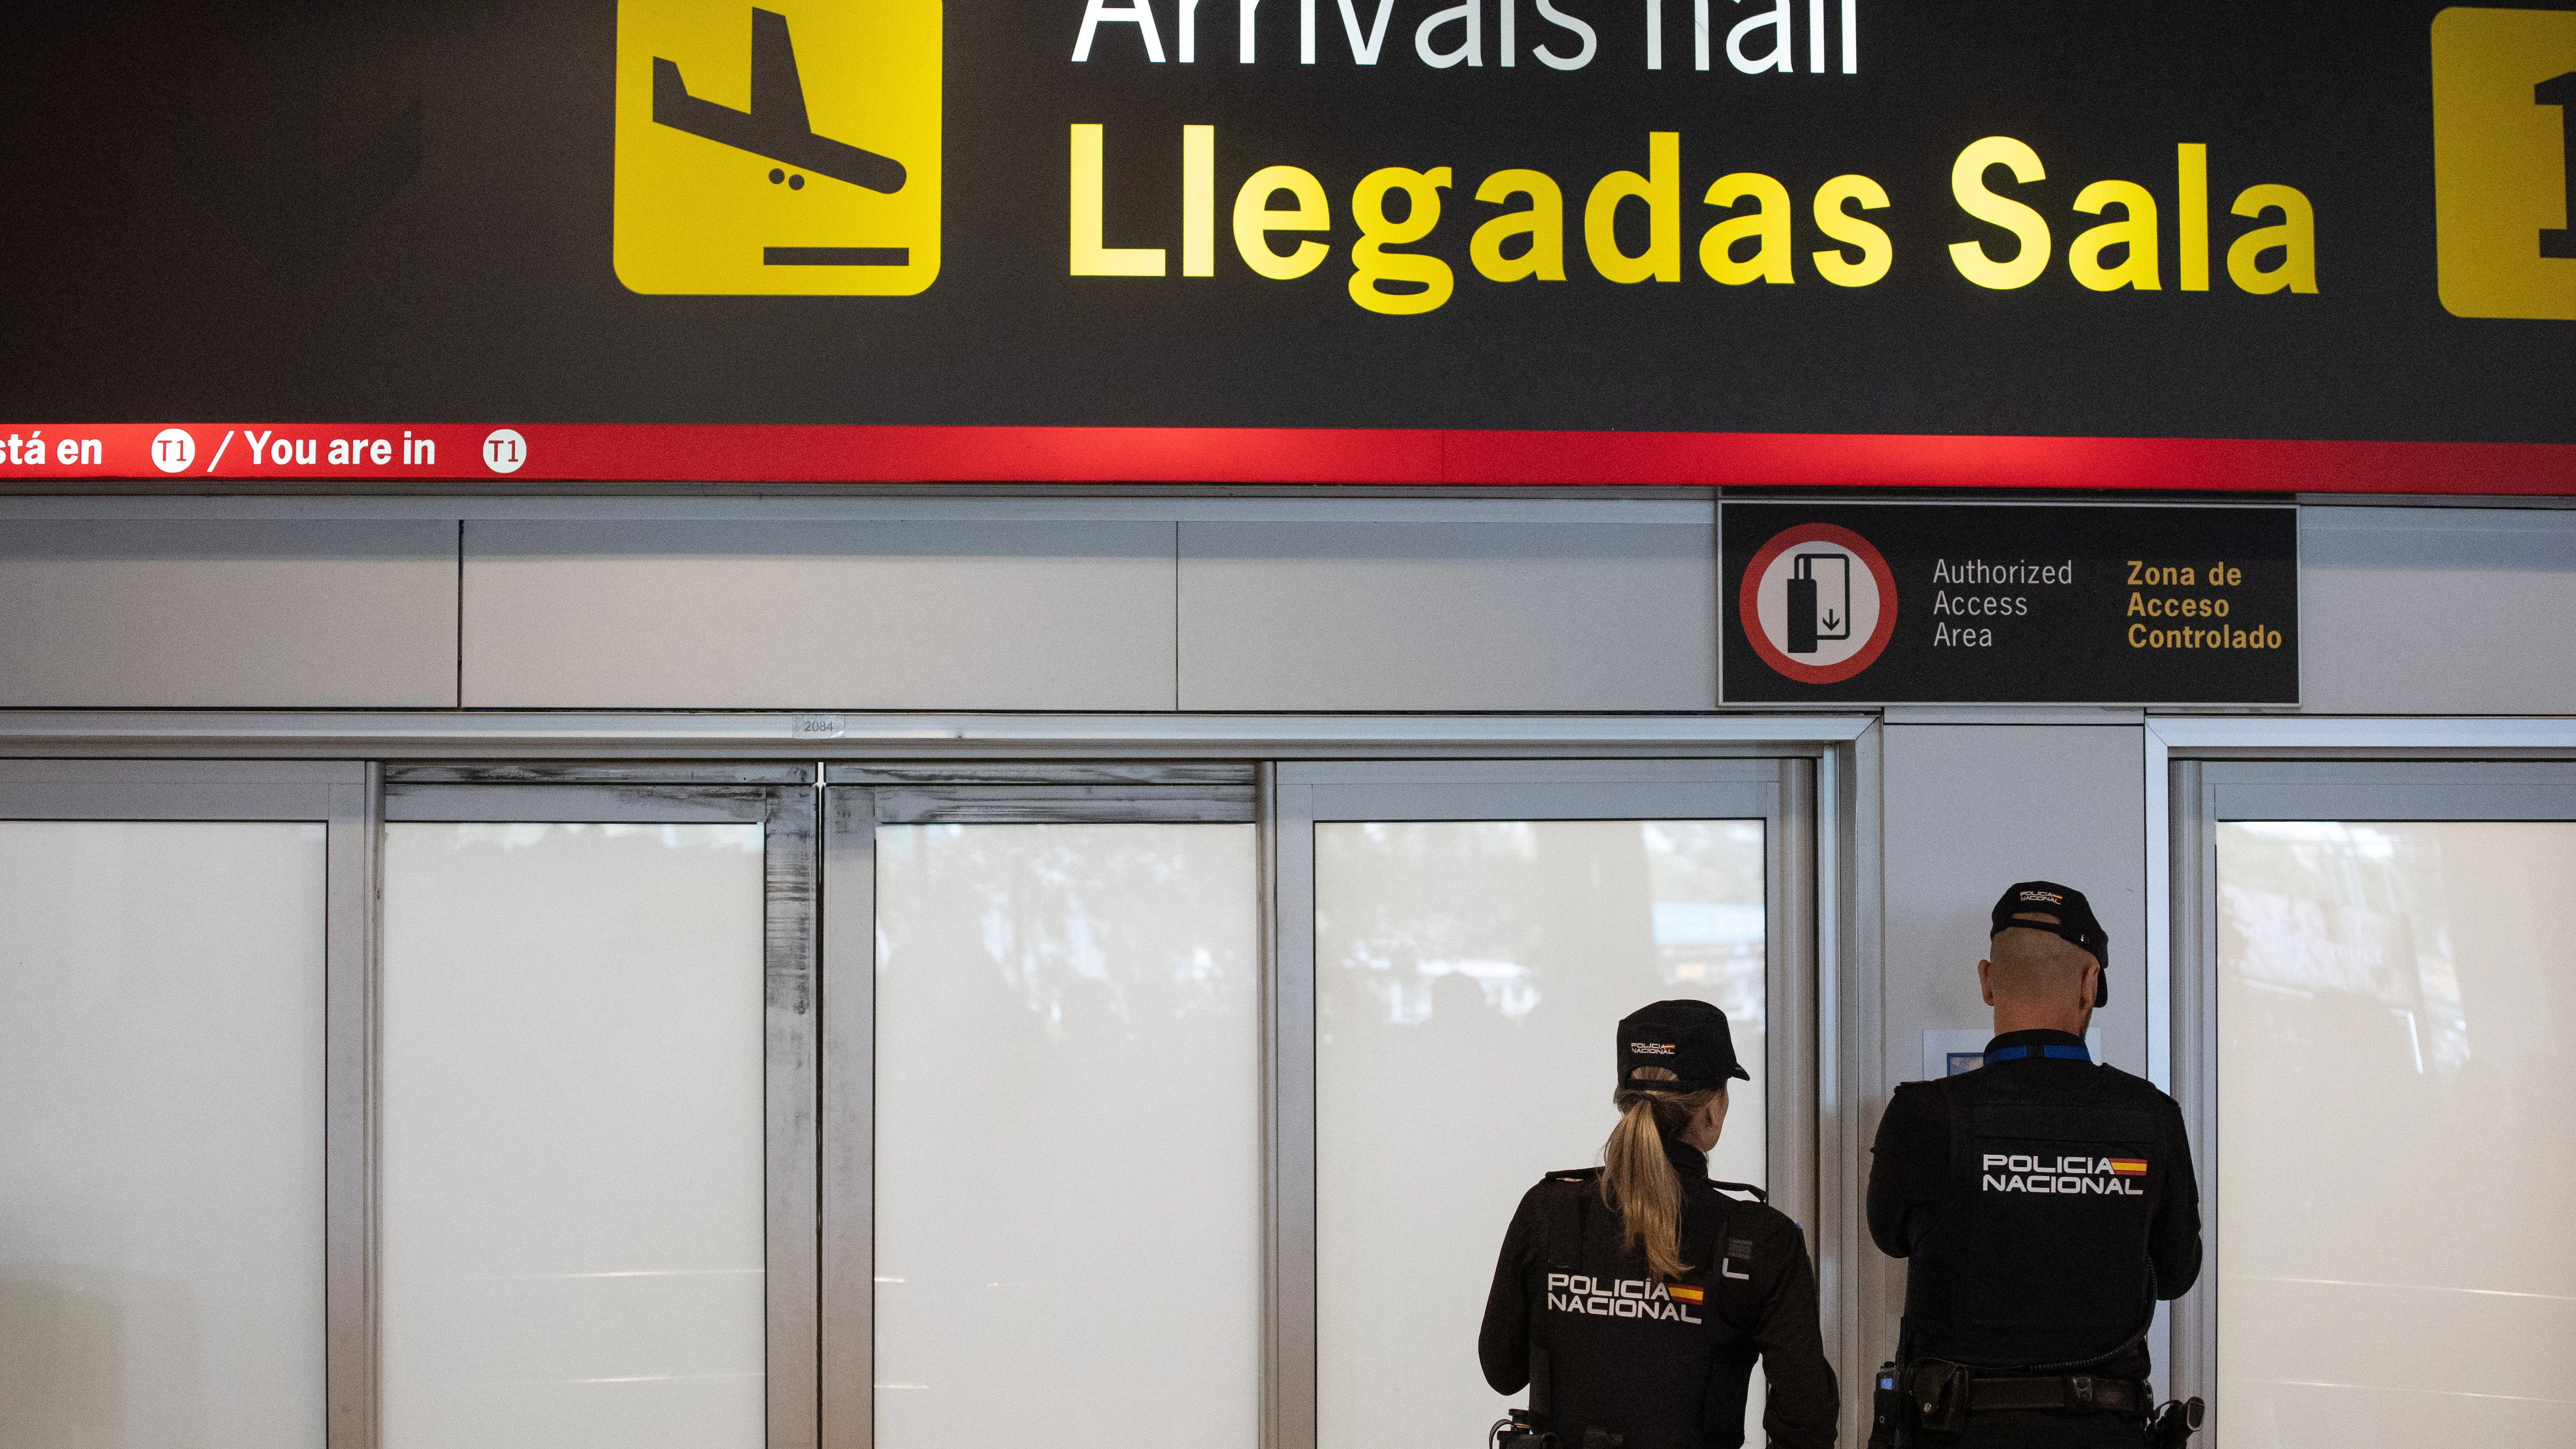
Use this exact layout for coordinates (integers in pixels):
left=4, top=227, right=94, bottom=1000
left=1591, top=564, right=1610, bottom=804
left=0, top=0, right=2569, bottom=452
left=1720, top=503, right=2298, bottom=703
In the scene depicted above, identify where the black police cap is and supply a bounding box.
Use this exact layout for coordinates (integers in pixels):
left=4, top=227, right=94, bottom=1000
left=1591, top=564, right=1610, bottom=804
left=1990, top=880, right=2110, bottom=1006
left=1616, top=999, right=1751, bottom=1095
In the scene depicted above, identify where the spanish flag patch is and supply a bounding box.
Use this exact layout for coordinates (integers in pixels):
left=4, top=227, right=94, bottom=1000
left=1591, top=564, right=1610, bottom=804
left=1666, top=1285, right=1706, bottom=1304
left=2108, top=1158, right=2148, bottom=1176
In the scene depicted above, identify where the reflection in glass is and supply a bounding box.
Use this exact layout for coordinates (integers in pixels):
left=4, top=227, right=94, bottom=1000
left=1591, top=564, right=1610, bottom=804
left=1316, top=820, right=1768, bottom=1449
left=2217, top=821, right=2576, bottom=1447
left=875, top=823, right=1260, bottom=1449
left=0, top=821, right=328, bottom=1449
left=381, top=822, right=768, bottom=1449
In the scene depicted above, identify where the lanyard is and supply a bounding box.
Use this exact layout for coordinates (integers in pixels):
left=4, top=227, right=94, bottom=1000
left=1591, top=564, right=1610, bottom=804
left=1982, top=1044, right=2091, bottom=1063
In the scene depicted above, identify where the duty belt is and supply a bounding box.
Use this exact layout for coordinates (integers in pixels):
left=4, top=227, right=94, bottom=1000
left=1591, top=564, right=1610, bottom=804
left=1901, top=1361, right=2150, bottom=1429
left=1875, top=1358, right=2194, bottom=1449
left=1963, top=1374, right=2149, bottom=1415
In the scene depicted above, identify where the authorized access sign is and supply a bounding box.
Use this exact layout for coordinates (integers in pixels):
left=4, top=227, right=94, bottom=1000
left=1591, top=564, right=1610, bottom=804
left=1720, top=503, right=2298, bottom=704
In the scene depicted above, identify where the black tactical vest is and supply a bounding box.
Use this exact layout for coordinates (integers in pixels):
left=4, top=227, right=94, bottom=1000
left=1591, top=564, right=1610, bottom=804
left=1527, top=1168, right=1765, bottom=1449
left=1901, top=1061, right=2168, bottom=1368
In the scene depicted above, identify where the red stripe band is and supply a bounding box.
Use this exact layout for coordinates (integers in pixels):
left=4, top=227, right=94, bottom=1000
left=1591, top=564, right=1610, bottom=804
left=4, top=423, right=2572, bottom=492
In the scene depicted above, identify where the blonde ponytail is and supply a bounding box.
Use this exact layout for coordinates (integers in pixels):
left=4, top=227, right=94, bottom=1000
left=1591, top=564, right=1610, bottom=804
left=1600, top=1066, right=1723, bottom=1281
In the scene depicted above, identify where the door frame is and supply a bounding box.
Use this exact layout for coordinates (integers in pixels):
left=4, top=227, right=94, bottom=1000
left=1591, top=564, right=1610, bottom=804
left=1266, top=758, right=1824, bottom=1449
left=0, top=716, right=1883, bottom=1449
left=0, top=761, right=378, bottom=1448
left=2149, top=727, right=2576, bottom=1432
left=814, top=763, right=1261, bottom=1449
left=380, top=768, right=822, bottom=1449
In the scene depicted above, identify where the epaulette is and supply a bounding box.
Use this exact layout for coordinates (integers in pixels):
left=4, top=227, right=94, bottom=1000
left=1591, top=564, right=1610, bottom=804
left=1543, top=1166, right=1602, bottom=1184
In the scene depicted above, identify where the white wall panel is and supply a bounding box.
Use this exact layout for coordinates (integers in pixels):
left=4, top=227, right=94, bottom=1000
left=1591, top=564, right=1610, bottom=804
left=461, top=520, right=1176, bottom=709
left=0, top=821, right=328, bottom=1449
left=12, top=499, right=2570, bottom=718
left=1177, top=516, right=1717, bottom=711
left=2299, top=506, right=2576, bottom=714
left=0, top=520, right=458, bottom=707
left=1879, top=725, right=2147, bottom=1084
left=1874, top=724, right=2151, bottom=1390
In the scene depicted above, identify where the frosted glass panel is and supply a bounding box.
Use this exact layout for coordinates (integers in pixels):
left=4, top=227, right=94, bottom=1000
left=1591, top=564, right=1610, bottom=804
left=0, top=820, right=327, bottom=1449
left=1316, top=820, right=1768, bottom=1449
left=382, top=822, right=767, bottom=1449
left=2217, top=821, right=2576, bottom=1448
left=876, top=823, right=1260, bottom=1449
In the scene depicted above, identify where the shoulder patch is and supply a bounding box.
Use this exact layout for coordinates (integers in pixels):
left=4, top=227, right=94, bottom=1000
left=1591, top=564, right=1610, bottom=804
left=1721, top=1233, right=1756, bottom=1278
left=1705, top=1177, right=1768, bottom=1203
left=1714, top=1196, right=1800, bottom=1241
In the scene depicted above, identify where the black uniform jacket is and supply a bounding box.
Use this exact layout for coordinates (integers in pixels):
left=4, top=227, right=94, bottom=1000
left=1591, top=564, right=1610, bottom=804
left=1867, top=1030, right=2202, bottom=1388
left=1480, top=1142, right=1839, bottom=1449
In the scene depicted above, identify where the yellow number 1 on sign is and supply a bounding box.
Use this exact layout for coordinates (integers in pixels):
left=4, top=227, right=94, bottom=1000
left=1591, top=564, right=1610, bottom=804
left=2433, top=7, right=2576, bottom=320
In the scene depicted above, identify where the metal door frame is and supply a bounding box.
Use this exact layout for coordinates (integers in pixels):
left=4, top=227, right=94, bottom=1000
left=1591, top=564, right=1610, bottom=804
left=816, top=763, right=1260, bottom=1449
left=2163, top=752, right=2576, bottom=1436
left=2, top=726, right=1876, bottom=1449
left=381, top=766, right=822, bottom=1449
left=1266, top=758, right=1826, bottom=1449
left=0, top=760, right=379, bottom=1447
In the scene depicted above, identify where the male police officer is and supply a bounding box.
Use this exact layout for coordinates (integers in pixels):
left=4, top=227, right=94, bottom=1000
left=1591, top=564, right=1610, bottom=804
left=1866, top=884, right=2202, bottom=1448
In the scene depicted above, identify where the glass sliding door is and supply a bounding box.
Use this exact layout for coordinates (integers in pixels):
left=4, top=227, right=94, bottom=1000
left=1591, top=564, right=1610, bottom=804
left=0, top=762, right=367, bottom=1449
left=822, top=769, right=1263, bottom=1449
left=1277, top=762, right=1817, bottom=1449
left=378, top=777, right=816, bottom=1449
left=0, top=745, right=1840, bottom=1449
left=2176, top=763, right=2576, bottom=1448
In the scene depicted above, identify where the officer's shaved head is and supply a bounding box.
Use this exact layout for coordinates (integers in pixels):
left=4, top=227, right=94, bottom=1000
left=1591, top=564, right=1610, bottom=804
left=1985, top=919, right=2098, bottom=1002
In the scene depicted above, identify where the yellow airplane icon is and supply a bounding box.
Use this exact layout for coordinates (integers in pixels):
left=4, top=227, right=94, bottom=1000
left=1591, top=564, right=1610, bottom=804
left=615, top=0, right=941, bottom=295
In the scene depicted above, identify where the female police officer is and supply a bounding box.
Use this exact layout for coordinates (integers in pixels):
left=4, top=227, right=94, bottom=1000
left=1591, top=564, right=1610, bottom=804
left=1480, top=999, right=1840, bottom=1449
